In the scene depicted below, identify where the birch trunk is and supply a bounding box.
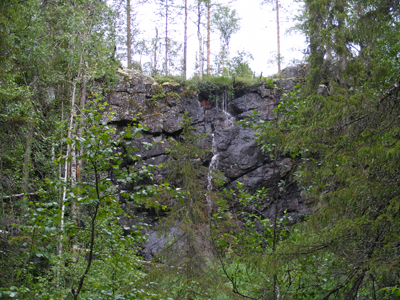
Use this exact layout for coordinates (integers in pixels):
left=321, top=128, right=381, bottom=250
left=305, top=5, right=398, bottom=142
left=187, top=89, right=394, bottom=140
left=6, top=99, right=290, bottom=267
left=78, top=75, right=87, bottom=179
left=276, top=0, right=281, bottom=72
left=127, top=0, right=132, bottom=68
left=154, top=27, right=159, bottom=75
left=59, top=79, right=78, bottom=258
left=72, top=75, right=87, bottom=225
left=165, top=0, right=168, bottom=75
left=21, top=128, right=33, bottom=193
left=184, top=0, right=188, bottom=79
left=70, top=141, right=77, bottom=219
left=207, top=1, right=211, bottom=75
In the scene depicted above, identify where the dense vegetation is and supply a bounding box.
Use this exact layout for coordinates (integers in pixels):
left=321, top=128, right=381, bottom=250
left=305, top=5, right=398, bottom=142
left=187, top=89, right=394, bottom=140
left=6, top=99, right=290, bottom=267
left=1, top=0, right=400, bottom=299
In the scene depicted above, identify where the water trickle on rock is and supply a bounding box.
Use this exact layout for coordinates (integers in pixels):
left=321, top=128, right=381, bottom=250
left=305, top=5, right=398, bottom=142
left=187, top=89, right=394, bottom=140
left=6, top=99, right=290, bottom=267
left=221, top=91, right=236, bottom=128
left=206, top=92, right=236, bottom=216
left=206, top=133, right=218, bottom=217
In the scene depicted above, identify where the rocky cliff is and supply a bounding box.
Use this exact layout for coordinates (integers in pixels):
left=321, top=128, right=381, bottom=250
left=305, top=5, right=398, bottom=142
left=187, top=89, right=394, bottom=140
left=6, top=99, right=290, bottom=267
left=101, top=66, right=314, bottom=260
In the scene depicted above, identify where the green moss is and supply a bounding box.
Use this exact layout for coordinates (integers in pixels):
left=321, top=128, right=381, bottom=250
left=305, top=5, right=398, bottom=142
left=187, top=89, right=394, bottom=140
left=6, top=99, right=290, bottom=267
left=150, top=85, right=166, bottom=107
left=167, top=92, right=180, bottom=100
left=154, top=84, right=164, bottom=95
left=152, top=93, right=166, bottom=102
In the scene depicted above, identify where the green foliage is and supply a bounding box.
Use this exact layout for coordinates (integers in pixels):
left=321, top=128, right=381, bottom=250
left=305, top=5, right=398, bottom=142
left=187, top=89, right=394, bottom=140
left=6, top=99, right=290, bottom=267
left=153, top=70, right=265, bottom=104
left=238, top=0, right=400, bottom=295
left=166, top=92, right=181, bottom=100
left=3, top=0, right=400, bottom=298
left=0, top=0, right=119, bottom=194
left=213, top=50, right=255, bottom=78
left=197, top=76, right=234, bottom=101
left=0, top=100, right=157, bottom=299
left=212, top=5, right=241, bottom=49
left=211, top=178, right=294, bottom=299
left=230, top=51, right=254, bottom=78
left=212, top=5, right=241, bottom=77
left=0, top=1, right=120, bottom=296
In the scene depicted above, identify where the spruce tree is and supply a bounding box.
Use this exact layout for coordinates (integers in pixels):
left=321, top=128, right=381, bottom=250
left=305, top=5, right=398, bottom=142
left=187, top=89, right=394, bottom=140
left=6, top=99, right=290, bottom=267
left=250, top=0, right=400, bottom=297
left=144, top=113, right=233, bottom=299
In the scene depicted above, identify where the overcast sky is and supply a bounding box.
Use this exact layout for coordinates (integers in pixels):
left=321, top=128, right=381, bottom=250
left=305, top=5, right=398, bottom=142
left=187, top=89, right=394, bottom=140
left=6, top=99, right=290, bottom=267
left=129, top=0, right=307, bottom=77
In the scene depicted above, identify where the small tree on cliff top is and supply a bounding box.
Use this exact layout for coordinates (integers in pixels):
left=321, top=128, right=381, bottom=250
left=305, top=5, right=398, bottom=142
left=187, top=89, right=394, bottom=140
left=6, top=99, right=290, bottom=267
left=212, top=5, right=241, bottom=77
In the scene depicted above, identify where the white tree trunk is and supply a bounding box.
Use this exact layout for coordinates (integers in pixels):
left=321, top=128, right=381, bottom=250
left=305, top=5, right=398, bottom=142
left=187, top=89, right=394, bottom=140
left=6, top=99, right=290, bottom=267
left=276, top=0, right=281, bottom=72
left=59, top=79, right=78, bottom=258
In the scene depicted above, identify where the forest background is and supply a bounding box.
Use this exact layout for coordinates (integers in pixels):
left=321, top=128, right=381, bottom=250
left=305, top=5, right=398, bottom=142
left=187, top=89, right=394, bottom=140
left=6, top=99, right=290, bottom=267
left=1, top=0, right=400, bottom=299
left=115, top=0, right=306, bottom=77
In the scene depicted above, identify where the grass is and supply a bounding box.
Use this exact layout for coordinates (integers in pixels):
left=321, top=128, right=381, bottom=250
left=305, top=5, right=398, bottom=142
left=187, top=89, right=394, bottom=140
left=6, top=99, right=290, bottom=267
left=153, top=74, right=272, bottom=101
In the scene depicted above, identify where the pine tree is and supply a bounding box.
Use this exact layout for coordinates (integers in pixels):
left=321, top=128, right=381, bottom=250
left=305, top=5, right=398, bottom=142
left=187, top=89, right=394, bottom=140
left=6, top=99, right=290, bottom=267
left=262, top=0, right=282, bottom=72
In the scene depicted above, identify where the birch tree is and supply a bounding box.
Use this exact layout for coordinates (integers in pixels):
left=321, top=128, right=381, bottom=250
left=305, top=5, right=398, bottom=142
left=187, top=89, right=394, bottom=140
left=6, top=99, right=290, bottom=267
left=196, top=0, right=206, bottom=79
left=184, top=0, right=188, bottom=78
left=212, top=5, right=240, bottom=76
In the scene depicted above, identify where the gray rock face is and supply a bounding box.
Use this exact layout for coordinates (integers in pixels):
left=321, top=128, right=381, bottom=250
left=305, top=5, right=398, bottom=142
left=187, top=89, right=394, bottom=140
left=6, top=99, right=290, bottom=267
left=104, top=68, right=312, bottom=259
left=230, top=93, right=264, bottom=114
left=214, top=126, right=265, bottom=179
left=141, top=226, right=181, bottom=261
left=281, top=64, right=308, bottom=78
left=182, top=97, right=205, bottom=124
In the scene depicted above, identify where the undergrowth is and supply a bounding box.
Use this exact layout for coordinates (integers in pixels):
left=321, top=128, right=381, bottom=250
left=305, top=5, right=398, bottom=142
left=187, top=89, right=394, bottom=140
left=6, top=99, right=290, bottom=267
left=154, top=74, right=269, bottom=101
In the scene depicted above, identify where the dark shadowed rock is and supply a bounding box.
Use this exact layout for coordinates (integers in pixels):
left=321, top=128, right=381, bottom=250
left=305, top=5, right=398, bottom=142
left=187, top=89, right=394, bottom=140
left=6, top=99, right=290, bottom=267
left=128, top=134, right=170, bottom=160
left=182, top=97, right=204, bottom=124
left=232, top=158, right=292, bottom=191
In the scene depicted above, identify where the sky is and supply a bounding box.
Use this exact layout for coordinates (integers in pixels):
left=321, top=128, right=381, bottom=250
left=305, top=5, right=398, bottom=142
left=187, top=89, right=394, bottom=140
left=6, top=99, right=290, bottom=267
left=128, top=0, right=307, bottom=77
